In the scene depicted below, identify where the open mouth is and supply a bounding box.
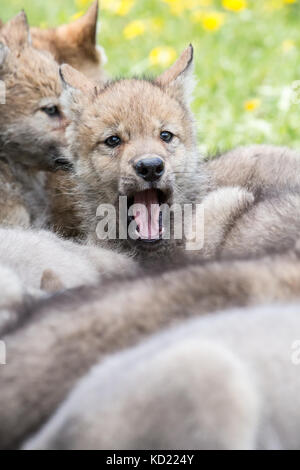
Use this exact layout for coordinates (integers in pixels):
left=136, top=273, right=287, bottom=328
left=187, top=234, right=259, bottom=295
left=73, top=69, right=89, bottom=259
left=127, top=189, right=168, bottom=245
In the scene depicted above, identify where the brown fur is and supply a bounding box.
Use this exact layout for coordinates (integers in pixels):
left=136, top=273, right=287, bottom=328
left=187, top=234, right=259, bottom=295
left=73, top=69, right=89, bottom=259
left=0, top=5, right=105, bottom=232
left=0, top=12, right=72, bottom=227
left=2, top=241, right=300, bottom=448
left=28, top=1, right=106, bottom=237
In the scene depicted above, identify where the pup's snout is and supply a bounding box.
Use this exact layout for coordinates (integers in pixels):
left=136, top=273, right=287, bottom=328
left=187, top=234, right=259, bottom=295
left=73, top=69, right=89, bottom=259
left=134, top=157, right=165, bottom=183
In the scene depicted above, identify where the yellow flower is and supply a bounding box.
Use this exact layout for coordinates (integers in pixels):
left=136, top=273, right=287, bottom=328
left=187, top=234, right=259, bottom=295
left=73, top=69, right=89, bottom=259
left=284, top=0, right=297, bottom=4
left=70, top=11, right=84, bottom=21
left=149, top=46, right=177, bottom=67
left=282, top=39, right=295, bottom=53
left=222, top=0, right=247, bottom=11
left=244, top=98, right=261, bottom=112
left=123, top=20, right=145, bottom=40
left=201, top=12, right=225, bottom=31
left=116, top=0, right=135, bottom=16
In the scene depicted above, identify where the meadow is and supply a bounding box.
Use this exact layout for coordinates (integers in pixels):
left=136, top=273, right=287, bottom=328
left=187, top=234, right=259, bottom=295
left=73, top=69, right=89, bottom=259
left=1, top=0, right=300, bottom=156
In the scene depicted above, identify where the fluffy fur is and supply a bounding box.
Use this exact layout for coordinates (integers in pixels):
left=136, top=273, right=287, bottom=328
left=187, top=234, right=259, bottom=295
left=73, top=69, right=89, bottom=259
left=58, top=48, right=300, bottom=262
left=0, top=12, right=72, bottom=228
left=0, top=227, right=137, bottom=335
left=205, top=145, right=300, bottom=258
left=29, top=1, right=107, bottom=237
left=208, top=144, right=300, bottom=198
left=0, top=264, right=25, bottom=336
left=2, top=241, right=300, bottom=448
left=23, top=303, right=300, bottom=450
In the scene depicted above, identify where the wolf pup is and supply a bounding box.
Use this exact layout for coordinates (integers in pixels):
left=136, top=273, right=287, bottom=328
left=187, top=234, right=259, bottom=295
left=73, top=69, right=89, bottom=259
left=59, top=46, right=251, bottom=258
left=0, top=12, right=72, bottom=228
left=27, top=0, right=107, bottom=236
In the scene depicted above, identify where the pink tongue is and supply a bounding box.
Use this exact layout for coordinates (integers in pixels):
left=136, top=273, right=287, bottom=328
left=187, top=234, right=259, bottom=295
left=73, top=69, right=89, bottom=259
left=133, top=189, right=160, bottom=240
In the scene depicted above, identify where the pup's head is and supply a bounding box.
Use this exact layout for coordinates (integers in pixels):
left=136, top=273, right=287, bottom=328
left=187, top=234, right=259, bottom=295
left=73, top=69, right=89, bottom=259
left=0, top=12, right=71, bottom=171
left=30, top=1, right=105, bottom=80
left=60, top=45, right=203, bottom=254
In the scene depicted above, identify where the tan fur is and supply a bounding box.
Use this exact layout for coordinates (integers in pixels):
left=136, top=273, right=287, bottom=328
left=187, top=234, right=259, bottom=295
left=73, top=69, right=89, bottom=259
left=0, top=11, right=30, bottom=49
left=0, top=12, right=72, bottom=228
left=0, top=4, right=106, bottom=233
left=3, top=242, right=300, bottom=447
left=29, top=1, right=106, bottom=237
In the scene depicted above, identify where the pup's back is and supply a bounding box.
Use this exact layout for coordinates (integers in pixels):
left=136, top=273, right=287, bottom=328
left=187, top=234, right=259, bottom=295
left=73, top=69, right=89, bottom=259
left=24, top=303, right=300, bottom=450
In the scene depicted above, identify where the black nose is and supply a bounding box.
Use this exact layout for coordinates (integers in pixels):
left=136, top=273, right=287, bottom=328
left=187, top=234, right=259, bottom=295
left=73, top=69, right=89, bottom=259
left=134, top=157, right=165, bottom=182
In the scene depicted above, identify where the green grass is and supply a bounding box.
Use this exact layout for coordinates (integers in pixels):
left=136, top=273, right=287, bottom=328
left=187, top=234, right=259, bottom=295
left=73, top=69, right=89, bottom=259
left=2, top=0, right=300, bottom=155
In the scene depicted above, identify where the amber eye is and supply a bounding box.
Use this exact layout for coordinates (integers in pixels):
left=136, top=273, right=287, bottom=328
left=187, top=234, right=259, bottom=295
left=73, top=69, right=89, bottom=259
left=42, top=105, right=61, bottom=118
left=160, top=131, right=173, bottom=143
left=105, top=136, right=122, bottom=148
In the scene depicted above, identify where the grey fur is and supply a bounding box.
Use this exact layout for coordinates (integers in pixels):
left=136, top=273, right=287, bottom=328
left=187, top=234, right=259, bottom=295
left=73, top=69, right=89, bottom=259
left=24, top=303, right=300, bottom=450
left=2, top=242, right=300, bottom=448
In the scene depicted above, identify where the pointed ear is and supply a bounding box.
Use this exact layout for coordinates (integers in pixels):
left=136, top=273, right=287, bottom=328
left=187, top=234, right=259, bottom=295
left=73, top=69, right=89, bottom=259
left=57, top=0, right=99, bottom=48
left=155, top=45, right=195, bottom=106
left=59, top=63, right=101, bottom=118
left=60, top=63, right=97, bottom=94
left=0, top=11, right=31, bottom=49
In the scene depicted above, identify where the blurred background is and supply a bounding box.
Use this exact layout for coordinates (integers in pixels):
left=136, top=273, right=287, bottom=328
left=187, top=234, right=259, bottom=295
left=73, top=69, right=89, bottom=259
left=1, top=0, right=300, bottom=155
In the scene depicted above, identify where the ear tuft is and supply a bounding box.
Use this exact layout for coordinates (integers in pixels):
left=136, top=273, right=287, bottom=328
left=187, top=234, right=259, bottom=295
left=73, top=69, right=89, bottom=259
left=82, top=0, right=99, bottom=45
left=155, top=45, right=195, bottom=106
left=156, top=45, right=193, bottom=87
left=0, top=11, right=31, bottom=49
left=59, top=63, right=96, bottom=95
left=57, top=0, right=99, bottom=48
